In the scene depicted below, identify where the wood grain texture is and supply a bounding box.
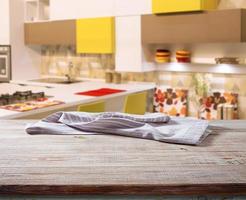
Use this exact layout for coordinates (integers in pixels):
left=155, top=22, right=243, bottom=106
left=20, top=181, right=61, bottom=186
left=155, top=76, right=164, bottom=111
left=0, top=120, right=246, bottom=195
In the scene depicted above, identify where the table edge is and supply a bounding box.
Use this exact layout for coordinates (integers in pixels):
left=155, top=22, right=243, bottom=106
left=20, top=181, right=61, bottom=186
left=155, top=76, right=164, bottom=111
left=0, top=183, right=246, bottom=195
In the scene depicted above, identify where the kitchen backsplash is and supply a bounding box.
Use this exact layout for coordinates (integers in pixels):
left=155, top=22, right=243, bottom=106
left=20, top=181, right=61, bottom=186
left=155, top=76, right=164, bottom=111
left=40, top=45, right=246, bottom=119
left=156, top=72, right=246, bottom=119
left=40, top=45, right=114, bottom=79
left=40, top=45, right=160, bottom=83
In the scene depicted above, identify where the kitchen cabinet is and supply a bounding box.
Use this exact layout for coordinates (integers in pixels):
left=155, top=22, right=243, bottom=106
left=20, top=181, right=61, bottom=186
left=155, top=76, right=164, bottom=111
left=115, top=16, right=142, bottom=72
left=25, top=17, right=115, bottom=54
left=24, top=20, right=76, bottom=45
left=0, top=81, right=155, bottom=120
left=0, top=0, right=10, bottom=44
left=76, top=17, right=115, bottom=54
left=0, top=0, right=40, bottom=81
left=152, top=0, right=218, bottom=14
left=115, top=16, right=155, bottom=72
left=25, top=0, right=50, bottom=22
left=142, top=9, right=246, bottom=44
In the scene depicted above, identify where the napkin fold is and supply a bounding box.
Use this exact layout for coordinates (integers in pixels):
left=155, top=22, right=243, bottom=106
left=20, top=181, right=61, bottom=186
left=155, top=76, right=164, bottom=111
left=26, top=112, right=211, bottom=145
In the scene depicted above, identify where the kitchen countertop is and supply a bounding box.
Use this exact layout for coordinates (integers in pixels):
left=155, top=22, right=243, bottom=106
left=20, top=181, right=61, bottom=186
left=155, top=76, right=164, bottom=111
left=0, top=120, right=245, bottom=195
left=0, top=80, right=155, bottom=119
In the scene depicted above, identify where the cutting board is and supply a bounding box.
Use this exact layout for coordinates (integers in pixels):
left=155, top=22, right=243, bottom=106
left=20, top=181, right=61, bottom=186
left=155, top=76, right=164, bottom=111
left=75, top=88, right=126, bottom=97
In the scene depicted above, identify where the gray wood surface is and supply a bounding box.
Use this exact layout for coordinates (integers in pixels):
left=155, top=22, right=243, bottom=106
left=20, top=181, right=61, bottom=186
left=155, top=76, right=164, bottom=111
left=0, top=120, right=246, bottom=195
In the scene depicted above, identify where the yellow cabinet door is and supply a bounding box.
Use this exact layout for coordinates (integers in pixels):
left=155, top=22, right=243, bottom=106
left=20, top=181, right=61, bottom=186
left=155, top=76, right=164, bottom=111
left=152, top=0, right=218, bottom=14
left=76, top=17, right=115, bottom=54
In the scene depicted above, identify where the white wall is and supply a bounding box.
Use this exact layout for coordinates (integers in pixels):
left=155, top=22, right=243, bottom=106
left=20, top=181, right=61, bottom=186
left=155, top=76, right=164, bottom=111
left=50, top=0, right=152, bottom=20
left=49, top=0, right=246, bottom=21
left=0, top=0, right=10, bottom=44
left=114, top=0, right=151, bottom=16
left=9, top=0, right=40, bottom=80
left=50, top=0, right=115, bottom=20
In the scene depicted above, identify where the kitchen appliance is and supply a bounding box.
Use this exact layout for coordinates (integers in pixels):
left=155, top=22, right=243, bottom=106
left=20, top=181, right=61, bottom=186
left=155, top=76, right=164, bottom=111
left=0, top=90, right=64, bottom=112
left=0, top=45, right=11, bottom=82
left=0, top=90, right=45, bottom=106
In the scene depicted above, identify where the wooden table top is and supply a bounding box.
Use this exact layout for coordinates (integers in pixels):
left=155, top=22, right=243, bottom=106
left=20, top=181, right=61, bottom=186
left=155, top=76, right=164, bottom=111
left=0, top=120, right=246, bottom=195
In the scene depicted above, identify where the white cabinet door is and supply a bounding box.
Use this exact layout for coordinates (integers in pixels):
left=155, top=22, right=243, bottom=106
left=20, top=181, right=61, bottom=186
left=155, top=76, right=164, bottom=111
left=0, top=0, right=10, bottom=44
left=50, top=0, right=115, bottom=20
left=115, top=16, right=142, bottom=72
left=114, top=0, right=152, bottom=16
left=115, top=16, right=155, bottom=72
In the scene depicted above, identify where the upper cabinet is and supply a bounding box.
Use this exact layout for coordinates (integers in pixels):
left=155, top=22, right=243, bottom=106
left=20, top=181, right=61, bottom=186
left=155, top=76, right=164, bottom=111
left=24, top=17, right=115, bottom=54
left=142, top=9, right=246, bottom=44
left=152, top=0, right=218, bottom=14
left=76, top=17, right=115, bottom=54
left=24, top=20, right=76, bottom=45
left=115, top=16, right=155, bottom=72
left=115, top=16, right=142, bottom=72
left=25, top=0, right=50, bottom=22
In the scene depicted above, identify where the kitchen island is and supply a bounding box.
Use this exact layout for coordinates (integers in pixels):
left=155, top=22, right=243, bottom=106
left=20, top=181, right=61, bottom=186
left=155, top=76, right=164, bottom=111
left=0, top=120, right=245, bottom=198
left=0, top=80, right=155, bottom=119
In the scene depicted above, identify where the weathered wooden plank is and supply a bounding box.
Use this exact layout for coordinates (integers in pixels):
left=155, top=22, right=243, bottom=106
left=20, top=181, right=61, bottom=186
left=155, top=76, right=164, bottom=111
left=0, top=184, right=246, bottom=196
left=0, top=120, right=245, bottom=195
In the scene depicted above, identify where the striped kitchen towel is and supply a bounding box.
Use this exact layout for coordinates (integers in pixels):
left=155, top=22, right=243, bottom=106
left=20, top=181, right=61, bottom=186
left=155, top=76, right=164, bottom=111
left=26, top=112, right=211, bottom=145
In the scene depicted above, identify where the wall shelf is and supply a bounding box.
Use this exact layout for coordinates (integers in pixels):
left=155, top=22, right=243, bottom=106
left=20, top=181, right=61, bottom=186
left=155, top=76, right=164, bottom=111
left=25, top=0, right=50, bottom=22
left=116, top=60, right=246, bottom=74
left=39, top=0, right=50, bottom=21
left=156, top=63, right=246, bottom=74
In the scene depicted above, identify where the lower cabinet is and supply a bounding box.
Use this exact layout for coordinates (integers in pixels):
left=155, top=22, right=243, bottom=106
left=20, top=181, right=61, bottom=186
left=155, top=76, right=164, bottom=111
left=13, top=96, right=126, bottom=120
